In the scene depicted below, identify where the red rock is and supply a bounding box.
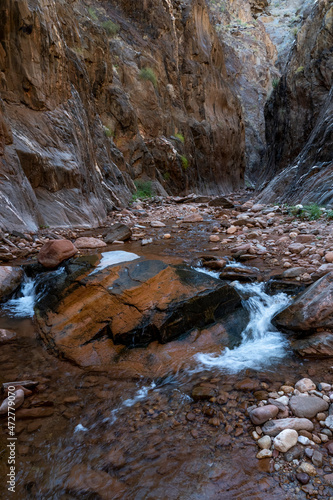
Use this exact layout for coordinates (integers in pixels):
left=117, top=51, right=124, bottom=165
left=249, top=405, right=279, bottom=425
left=66, top=465, right=126, bottom=499
left=38, top=240, right=77, bottom=268
left=0, top=266, right=24, bottom=301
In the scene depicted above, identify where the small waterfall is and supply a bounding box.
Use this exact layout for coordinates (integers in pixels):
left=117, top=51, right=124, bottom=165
left=195, top=281, right=292, bottom=373
left=2, top=267, right=65, bottom=318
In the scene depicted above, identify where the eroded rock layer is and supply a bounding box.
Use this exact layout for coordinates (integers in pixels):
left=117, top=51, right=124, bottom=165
left=0, top=0, right=245, bottom=232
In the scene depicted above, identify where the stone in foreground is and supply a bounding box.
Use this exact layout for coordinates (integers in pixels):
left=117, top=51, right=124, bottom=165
left=289, top=395, right=329, bottom=418
left=249, top=405, right=279, bottom=425
left=35, top=254, right=242, bottom=367
left=262, top=417, right=314, bottom=437
left=273, top=429, right=298, bottom=452
left=38, top=240, right=77, bottom=268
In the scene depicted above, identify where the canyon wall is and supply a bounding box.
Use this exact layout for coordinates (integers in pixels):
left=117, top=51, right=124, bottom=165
left=259, top=0, right=333, bottom=205
left=0, top=0, right=245, bottom=231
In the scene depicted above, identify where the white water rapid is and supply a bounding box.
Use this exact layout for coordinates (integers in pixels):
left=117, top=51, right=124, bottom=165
left=195, top=281, right=292, bottom=373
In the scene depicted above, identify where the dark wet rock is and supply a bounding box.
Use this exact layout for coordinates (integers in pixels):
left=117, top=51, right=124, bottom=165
left=296, top=473, right=310, bottom=485
left=282, top=267, right=307, bottom=279
left=216, top=435, right=232, bottom=447
left=235, top=378, right=260, bottom=391
left=249, top=405, right=279, bottom=425
left=0, top=266, right=24, bottom=301
left=191, top=385, right=217, bottom=401
left=219, top=265, right=259, bottom=282
left=262, top=417, right=314, bottom=436
left=274, top=272, right=333, bottom=335
left=292, top=333, right=333, bottom=358
left=208, top=196, right=234, bottom=208
left=15, top=408, right=54, bottom=419
left=66, top=464, right=126, bottom=499
left=104, top=223, right=132, bottom=244
left=284, top=444, right=304, bottom=462
left=35, top=257, right=242, bottom=366
left=289, top=395, right=329, bottom=418
left=38, top=240, right=78, bottom=269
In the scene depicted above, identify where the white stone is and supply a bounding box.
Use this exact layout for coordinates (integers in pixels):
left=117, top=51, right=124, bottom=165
left=298, top=435, right=314, bottom=446
left=150, top=221, right=166, bottom=227
left=256, top=449, right=272, bottom=459
left=320, top=383, right=331, bottom=391
left=276, top=396, right=289, bottom=406
left=273, top=429, right=298, bottom=452
left=258, top=435, right=272, bottom=450
left=325, top=415, right=333, bottom=431
left=295, top=378, right=316, bottom=393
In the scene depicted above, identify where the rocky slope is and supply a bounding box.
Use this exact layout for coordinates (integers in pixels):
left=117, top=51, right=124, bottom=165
left=258, top=0, right=333, bottom=204
left=0, top=0, right=245, bottom=232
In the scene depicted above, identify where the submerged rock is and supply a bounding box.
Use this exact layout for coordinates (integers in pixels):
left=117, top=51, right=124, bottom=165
left=35, top=255, right=242, bottom=367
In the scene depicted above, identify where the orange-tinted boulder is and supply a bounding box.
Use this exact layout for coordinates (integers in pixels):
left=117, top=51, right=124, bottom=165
left=35, top=255, right=241, bottom=368
left=38, top=240, right=77, bottom=268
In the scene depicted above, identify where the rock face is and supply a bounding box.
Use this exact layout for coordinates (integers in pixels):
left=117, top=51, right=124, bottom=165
left=274, top=272, right=333, bottom=335
left=35, top=254, right=242, bottom=367
left=0, top=266, right=24, bottom=301
left=0, top=0, right=245, bottom=232
left=258, top=0, right=333, bottom=204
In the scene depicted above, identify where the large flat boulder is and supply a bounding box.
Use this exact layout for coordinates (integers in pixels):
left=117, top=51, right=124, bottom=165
left=274, top=272, right=333, bottom=335
left=35, top=252, right=241, bottom=367
left=0, top=266, right=24, bottom=301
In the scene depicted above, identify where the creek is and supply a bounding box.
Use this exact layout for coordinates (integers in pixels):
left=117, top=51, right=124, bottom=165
left=0, top=245, right=332, bottom=499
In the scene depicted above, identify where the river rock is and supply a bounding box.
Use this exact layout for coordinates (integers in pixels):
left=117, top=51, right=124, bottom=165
left=183, top=214, right=203, bottom=223
left=208, top=196, right=234, bottom=208
left=295, top=378, right=316, bottom=393
left=258, top=435, right=272, bottom=450
left=66, top=464, right=126, bottom=499
left=274, top=272, right=333, bottom=333
left=292, top=333, right=333, bottom=357
left=38, top=240, right=77, bottom=268
left=256, top=449, right=272, bottom=459
left=325, top=252, right=333, bottom=263
left=74, top=237, right=107, bottom=249
left=289, top=395, right=329, bottom=418
left=0, top=266, right=24, bottom=301
left=296, top=473, right=310, bottom=485
left=0, top=329, right=17, bottom=344
left=150, top=221, right=166, bottom=228
left=298, top=462, right=317, bottom=477
left=104, top=224, right=132, bottom=243
left=35, top=257, right=242, bottom=367
left=262, top=417, right=314, bottom=436
left=312, top=264, right=333, bottom=279
left=249, top=405, right=279, bottom=425
left=325, top=415, right=333, bottom=431
left=0, top=389, right=25, bottom=415
left=273, top=429, right=298, bottom=452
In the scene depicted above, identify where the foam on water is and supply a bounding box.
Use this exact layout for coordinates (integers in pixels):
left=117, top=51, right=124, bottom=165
left=90, top=251, right=140, bottom=274
left=3, top=267, right=64, bottom=318
left=195, top=281, right=291, bottom=373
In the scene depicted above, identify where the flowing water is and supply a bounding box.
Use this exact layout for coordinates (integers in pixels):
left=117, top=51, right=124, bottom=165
left=0, top=251, right=332, bottom=499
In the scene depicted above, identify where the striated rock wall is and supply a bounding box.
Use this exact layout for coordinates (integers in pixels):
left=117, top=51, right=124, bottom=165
left=0, top=0, right=245, bottom=231
left=258, top=0, right=333, bottom=204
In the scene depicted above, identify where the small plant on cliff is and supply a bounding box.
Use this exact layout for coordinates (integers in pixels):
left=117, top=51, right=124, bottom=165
left=102, top=20, right=120, bottom=36
left=175, top=133, right=185, bottom=144
left=295, top=66, right=304, bottom=74
left=139, top=68, right=158, bottom=88
left=180, top=155, right=189, bottom=171
left=163, top=172, right=170, bottom=181
left=103, top=126, right=114, bottom=138
left=88, top=7, right=98, bottom=21
left=272, top=78, right=280, bottom=89
left=326, top=210, right=333, bottom=220
left=132, top=180, right=153, bottom=201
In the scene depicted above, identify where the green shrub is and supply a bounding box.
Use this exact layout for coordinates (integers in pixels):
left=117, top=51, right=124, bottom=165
left=103, top=126, right=113, bottom=138
left=139, top=68, right=157, bottom=88
left=295, top=66, right=304, bottom=74
left=180, top=155, right=189, bottom=170
left=326, top=210, right=333, bottom=220
left=163, top=172, right=170, bottom=181
left=288, top=203, right=322, bottom=220
left=132, top=180, right=153, bottom=200
left=88, top=7, right=98, bottom=21
left=102, top=20, right=120, bottom=36
left=272, top=78, right=280, bottom=89
left=175, top=133, right=185, bottom=143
